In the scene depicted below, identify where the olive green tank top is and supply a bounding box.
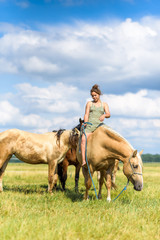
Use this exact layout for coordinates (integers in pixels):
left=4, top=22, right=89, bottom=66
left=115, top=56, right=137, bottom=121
left=85, top=101, right=104, bottom=133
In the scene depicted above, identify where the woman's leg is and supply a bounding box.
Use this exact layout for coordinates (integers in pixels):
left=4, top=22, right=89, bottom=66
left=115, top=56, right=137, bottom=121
left=81, top=133, right=92, bottom=166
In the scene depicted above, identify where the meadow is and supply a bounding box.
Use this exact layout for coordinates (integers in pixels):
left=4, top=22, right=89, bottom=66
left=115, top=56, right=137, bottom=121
left=0, top=163, right=160, bottom=240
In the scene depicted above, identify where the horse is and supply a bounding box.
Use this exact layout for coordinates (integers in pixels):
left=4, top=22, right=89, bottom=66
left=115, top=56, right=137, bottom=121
left=57, top=148, right=81, bottom=192
left=0, top=128, right=79, bottom=193
left=57, top=118, right=83, bottom=192
left=97, top=159, right=119, bottom=200
left=76, top=125, right=143, bottom=201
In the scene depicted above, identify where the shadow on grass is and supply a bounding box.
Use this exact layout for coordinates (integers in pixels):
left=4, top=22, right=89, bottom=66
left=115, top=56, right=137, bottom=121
left=4, top=184, right=48, bottom=194
left=64, top=188, right=84, bottom=202
left=3, top=184, right=84, bottom=201
left=3, top=184, right=83, bottom=200
left=3, top=184, right=64, bottom=195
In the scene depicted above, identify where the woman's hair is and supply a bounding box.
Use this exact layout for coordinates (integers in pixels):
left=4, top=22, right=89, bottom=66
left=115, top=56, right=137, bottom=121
left=90, top=84, right=102, bottom=95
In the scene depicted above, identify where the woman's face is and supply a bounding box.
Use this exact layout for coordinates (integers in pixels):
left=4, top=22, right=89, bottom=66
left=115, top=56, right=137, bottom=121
left=91, top=91, right=100, bottom=102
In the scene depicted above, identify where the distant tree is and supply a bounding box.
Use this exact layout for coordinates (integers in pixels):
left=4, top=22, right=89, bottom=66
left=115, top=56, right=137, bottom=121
left=10, top=155, right=21, bottom=163
left=142, top=154, right=160, bottom=163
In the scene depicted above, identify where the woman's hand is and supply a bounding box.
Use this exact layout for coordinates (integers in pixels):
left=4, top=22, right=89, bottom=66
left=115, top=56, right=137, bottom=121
left=99, top=114, right=106, bottom=122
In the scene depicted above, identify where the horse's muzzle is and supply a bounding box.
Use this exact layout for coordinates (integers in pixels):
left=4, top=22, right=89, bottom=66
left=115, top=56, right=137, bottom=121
left=134, top=182, right=143, bottom=191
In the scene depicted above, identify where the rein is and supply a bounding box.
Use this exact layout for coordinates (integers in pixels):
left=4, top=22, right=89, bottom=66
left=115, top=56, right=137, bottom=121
left=80, top=122, right=98, bottom=200
left=113, top=152, right=143, bottom=202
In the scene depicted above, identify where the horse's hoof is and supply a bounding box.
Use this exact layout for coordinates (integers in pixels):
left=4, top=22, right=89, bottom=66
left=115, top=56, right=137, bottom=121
left=83, top=195, right=89, bottom=200
left=98, top=194, right=102, bottom=200
left=75, top=188, right=79, bottom=193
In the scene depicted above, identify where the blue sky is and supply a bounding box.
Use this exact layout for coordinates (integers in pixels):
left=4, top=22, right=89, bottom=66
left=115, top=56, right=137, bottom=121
left=0, top=0, right=160, bottom=154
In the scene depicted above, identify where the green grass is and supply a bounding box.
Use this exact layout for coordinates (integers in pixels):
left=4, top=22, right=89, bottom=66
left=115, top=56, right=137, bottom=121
left=0, top=163, right=160, bottom=240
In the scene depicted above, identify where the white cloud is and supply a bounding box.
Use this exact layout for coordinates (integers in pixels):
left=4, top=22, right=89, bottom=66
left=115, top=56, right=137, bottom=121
left=0, top=100, right=52, bottom=130
left=15, top=82, right=84, bottom=114
left=0, top=58, right=17, bottom=73
left=0, top=101, right=19, bottom=125
left=102, top=89, right=160, bottom=118
left=0, top=17, right=160, bottom=90
left=21, top=56, right=60, bottom=74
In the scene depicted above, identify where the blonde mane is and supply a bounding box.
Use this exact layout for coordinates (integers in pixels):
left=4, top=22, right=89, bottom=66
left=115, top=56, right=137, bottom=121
left=102, top=125, right=134, bottom=151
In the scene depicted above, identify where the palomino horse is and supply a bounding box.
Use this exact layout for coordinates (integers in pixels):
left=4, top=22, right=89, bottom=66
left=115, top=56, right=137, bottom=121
left=97, top=159, right=119, bottom=200
left=77, top=125, right=143, bottom=201
left=0, top=128, right=79, bottom=193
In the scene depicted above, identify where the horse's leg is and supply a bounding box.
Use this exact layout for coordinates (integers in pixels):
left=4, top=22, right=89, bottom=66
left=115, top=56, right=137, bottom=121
left=75, top=163, right=81, bottom=192
left=111, top=160, right=119, bottom=187
left=0, top=156, right=11, bottom=192
left=98, top=170, right=105, bottom=199
left=48, top=160, right=58, bottom=194
left=105, top=168, right=114, bottom=202
left=82, top=166, right=92, bottom=200
left=61, top=159, right=69, bottom=191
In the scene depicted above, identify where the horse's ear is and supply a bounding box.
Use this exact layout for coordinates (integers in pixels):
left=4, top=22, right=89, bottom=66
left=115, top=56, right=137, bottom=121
left=133, top=150, right=137, bottom=157
left=139, top=150, right=144, bottom=156
left=79, top=118, right=84, bottom=124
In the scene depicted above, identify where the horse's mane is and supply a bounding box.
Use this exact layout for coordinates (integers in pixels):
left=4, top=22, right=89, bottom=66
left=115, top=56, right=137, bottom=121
left=102, top=125, right=134, bottom=150
left=72, top=123, right=81, bottom=131
left=52, top=129, right=66, bottom=146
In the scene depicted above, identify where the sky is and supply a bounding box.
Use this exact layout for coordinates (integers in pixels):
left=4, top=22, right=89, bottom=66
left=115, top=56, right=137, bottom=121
left=0, top=0, right=160, bottom=154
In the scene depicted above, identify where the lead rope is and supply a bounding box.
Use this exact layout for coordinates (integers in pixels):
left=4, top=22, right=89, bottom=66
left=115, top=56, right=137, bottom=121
left=81, top=122, right=98, bottom=200
left=112, top=179, right=129, bottom=202
left=113, top=152, right=143, bottom=202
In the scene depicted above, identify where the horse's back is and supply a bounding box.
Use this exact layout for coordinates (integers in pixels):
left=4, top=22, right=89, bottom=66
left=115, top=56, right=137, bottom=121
left=86, top=126, right=126, bottom=170
left=0, top=129, right=21, bottom=142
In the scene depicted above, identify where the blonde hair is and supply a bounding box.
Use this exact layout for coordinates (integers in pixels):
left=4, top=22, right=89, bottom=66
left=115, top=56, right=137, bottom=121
left=90, top=84, right=102, bottom=95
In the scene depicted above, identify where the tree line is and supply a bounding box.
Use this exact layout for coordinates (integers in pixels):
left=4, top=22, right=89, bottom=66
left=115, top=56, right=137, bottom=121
left=10, top=154, right=160, bottom=163
left=141, top=154, right=160, bottom=163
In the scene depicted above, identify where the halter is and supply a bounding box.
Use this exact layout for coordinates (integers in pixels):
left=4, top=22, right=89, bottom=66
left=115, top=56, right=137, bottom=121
left=113, top=152, right=143, bottom=202
left=127, top=152, right=143, bottom=181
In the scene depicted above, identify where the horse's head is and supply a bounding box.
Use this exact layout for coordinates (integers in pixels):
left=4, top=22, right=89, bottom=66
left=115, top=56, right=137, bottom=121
left=123, top=150, right=143, bottom=191
left=69, top=128, right=80, bottom=149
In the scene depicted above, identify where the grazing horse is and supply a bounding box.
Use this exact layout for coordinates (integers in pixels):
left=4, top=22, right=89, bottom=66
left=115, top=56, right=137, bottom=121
left=77, top=125, right=143, bottom=201
left=97, top=159, right=119, bottom=200
left=0, top=128, right=79, bottom=193
left=57, top=119, right=84, bottom=192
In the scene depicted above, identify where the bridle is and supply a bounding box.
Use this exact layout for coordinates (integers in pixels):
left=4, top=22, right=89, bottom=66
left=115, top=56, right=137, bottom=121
left=127, top=152, right=143, bottom=182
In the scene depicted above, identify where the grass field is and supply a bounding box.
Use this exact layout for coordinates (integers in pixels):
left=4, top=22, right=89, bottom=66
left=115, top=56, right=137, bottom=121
left=0, top=163, right=160, bottom=240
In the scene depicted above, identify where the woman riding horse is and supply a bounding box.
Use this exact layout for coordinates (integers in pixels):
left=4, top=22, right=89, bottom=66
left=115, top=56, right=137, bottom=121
left=81, top=84, right=110, bottom=166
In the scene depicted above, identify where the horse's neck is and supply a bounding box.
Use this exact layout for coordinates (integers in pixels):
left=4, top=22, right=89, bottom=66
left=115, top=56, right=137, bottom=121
left=95, top=127, right=133, bottom=162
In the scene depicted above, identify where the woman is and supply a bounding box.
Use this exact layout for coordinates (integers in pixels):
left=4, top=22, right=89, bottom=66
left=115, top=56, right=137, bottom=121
left=81, top=84, right=110, bottom=166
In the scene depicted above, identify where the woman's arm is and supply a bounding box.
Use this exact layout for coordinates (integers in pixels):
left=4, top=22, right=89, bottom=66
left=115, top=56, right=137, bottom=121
left=84, top=101, right=91, bottom=123
left=99, top=102, right=110, bottom=121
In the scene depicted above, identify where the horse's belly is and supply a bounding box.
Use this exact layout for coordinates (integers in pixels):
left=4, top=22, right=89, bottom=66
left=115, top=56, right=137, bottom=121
left=14, top=152, right=48, bottom=164
left=91, top=158, right=114, bottom=171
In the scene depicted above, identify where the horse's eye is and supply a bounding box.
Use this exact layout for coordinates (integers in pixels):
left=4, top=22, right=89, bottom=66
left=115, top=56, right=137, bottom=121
left=133, top=164, right=138, bottom=169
